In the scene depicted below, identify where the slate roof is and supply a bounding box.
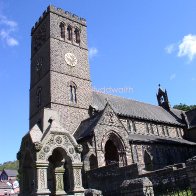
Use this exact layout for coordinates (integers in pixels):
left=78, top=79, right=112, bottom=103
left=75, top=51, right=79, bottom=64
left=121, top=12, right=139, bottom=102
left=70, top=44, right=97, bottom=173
left=186, top=109, right=196, bottom=129
left=75, top=92, right=195, bottom=145
left=0, top=181, right=11, bottom=189
left=129, top=134, right=196, bottom=146
left=74, top=111, right=103, bottom=140
left=75, top=113, right=195, bottom=145
left=92, top=92, right=185, bottom=126
left=4, top=170, right=18, bottom=177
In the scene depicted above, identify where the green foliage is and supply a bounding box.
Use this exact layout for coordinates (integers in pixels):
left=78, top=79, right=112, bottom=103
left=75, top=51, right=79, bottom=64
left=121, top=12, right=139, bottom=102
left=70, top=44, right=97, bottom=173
left=156, top=188, right=193, bottom=196
left=173, top=103, right=196, bottom=112
left=171, top=189, right=193, bottom=196
left=0, top=160, right=19, bottom=170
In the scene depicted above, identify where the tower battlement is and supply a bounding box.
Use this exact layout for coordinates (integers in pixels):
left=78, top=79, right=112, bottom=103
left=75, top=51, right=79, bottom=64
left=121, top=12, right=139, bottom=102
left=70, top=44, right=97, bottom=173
left=31, top=5, right=86, bottom=34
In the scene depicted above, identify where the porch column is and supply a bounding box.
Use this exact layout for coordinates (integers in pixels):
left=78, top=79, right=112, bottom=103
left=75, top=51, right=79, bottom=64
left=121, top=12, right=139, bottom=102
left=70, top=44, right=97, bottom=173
left=36, top=162, right=51, bottom=196
left=70, top=163, right=84, bottom=196
left=55, top=167, right=66, bottom=195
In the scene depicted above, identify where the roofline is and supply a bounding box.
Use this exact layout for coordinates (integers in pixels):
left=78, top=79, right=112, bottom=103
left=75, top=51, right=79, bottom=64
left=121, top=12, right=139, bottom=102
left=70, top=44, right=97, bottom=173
left=93, top=91, right=186, bottom=126
left=118, top=114, right=185, bottom=127
left=129, top=138, right=196, bottom=146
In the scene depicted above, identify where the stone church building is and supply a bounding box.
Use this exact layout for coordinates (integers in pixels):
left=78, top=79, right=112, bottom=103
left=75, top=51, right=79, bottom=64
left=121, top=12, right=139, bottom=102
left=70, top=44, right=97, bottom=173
left=17, top=5, right=196, bottom=196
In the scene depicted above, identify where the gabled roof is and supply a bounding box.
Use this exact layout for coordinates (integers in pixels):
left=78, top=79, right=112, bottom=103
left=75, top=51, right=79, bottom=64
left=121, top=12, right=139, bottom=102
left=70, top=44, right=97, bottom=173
left=74, top=102, right=127, bottom=141
left=92, top=92, right=185, bottom=126
left=3, top=170, right=18, bottom=177
left=186, top=109, right=196, bottom=129
left=74, top=111, right=103, bottom=140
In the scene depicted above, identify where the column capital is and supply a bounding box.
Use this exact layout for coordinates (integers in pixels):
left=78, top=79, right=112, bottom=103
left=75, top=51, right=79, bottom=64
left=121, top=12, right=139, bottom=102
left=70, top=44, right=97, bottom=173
left=55, top=167, right=65, bottom=174
left=72, top=162, right=83, bottom=168
left=36, top=161, right=49, bottom=168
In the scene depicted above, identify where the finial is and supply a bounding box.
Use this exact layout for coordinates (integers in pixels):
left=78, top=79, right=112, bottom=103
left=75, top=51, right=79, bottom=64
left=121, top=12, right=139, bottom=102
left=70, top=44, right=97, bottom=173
left=48, top=117, right=54, bottom=124
left=158, top=84, right=161, bottom=88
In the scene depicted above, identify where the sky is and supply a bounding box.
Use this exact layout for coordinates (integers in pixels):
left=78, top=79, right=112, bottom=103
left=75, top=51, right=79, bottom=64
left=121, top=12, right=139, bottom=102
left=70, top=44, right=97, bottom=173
left=0, top=0, right=196, bottom=164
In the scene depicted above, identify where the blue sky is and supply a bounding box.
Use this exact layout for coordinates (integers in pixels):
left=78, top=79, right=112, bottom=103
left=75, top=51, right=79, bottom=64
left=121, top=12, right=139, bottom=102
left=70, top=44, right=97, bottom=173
left=0, top=0, right=196, bottom=163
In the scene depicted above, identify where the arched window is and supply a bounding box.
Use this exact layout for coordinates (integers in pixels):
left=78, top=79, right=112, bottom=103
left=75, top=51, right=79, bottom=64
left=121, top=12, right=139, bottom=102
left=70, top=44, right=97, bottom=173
left=150, top=124, right=154, bottom=134
left=36, top=87, right=42, bottom=108
left=74, top=28, right=80, bottom=44
left=156, top=125, right=159, bottom=136
left=166, top=126, right=169, bottom=136
left=133, top=121, right=137, bottom=133
left=176, top=128, right=180, bottom=137
left=60, top=22, right=65, bottom=39
left=69, top=82, right=77, bottom=103
left=146, top=123, right=150, bottom=134
left=67, top=25, right=72, bottom=41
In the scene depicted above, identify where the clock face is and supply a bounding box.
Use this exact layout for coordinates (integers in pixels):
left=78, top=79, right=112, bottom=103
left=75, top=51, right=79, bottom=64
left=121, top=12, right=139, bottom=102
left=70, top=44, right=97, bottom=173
left=65, top=53, right=77, bottom=67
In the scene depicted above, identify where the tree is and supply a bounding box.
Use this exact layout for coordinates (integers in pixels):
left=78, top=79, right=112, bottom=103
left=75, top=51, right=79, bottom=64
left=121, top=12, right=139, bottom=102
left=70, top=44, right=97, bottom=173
left=173, top=103, right=196, bottom=112
left=0, top=160, right=19, bottom=170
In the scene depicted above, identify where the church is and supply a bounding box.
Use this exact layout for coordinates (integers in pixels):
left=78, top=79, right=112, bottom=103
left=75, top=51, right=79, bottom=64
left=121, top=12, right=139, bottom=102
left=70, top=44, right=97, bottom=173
left=17, top=5, right=196, bottom=196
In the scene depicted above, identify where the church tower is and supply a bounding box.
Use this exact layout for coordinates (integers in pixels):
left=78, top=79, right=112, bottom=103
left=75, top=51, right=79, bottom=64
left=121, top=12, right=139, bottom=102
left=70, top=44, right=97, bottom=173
left=30, top=6, right=92, bottom=134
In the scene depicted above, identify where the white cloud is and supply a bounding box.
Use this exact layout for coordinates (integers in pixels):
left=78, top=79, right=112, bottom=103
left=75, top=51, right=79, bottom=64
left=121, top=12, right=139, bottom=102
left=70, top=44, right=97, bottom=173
left=0, top=15, right=17, bottom=28
left=165, top=44, right=175, bottom=54
left=0, top=29, right=8, bottom=39
left=170, top=73, right=176, bottom=80
left=89, top=47, right=98, bottom=59
left=0, top=15, right=18, bottom=47
left=7, top=37, right=18, bottom=46
left=178, top=34, right=196, bottom=61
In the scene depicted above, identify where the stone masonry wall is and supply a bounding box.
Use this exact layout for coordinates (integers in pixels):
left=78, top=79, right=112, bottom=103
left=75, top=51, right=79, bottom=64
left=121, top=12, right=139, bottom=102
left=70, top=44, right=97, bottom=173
left=186, top=156, right=196, bottom=195
left=120, top=118, right=184, bottom=139
left=86, top=164, right=139, bottom=195
left=131, top=143, right=196, bottom=170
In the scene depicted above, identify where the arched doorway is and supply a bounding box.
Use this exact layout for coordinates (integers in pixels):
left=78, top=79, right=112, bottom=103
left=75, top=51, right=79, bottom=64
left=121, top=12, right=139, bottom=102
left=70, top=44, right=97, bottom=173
left=103, top=132, right=127, bottom=166
left=105, top=140, right=119, bottom=165
left=48, top=147, right=72, bottom=195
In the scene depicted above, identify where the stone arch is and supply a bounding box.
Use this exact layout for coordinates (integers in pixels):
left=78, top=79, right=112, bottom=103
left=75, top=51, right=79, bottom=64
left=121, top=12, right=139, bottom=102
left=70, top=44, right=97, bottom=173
left=74, top=27, right=80, bottom=44
left=59, top=22, right=65, bottom=39
left=36, top=132, right=84, bottom=195
left=47, top=147, right=72, bottom=195
left=45, top=144, right=75, bottom=163
left=67, top=25, right=73, bottom=41
left=102, top=131, right=127, bottom=166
